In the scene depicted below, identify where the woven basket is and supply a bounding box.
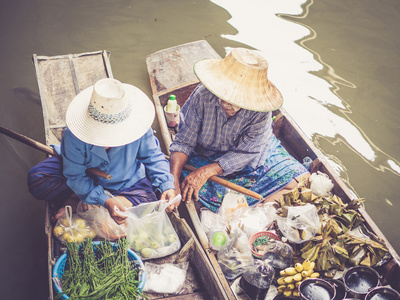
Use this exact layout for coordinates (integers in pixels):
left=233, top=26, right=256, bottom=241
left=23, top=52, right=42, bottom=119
left=249, top=231, right=280, bottom=259
left=52, top=241, right=146, bottom=299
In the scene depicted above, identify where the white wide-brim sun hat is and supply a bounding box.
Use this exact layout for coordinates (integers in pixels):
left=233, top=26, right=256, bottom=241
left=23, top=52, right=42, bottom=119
left=66, top=78, right=155, bottom=147
left=194, top=48, right=283, bottom=112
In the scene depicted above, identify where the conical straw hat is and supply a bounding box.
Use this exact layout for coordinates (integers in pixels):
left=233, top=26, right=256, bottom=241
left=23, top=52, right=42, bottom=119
left=66, top=78, right=155, bottom=147
left=194, top=48, right=283, bottom=112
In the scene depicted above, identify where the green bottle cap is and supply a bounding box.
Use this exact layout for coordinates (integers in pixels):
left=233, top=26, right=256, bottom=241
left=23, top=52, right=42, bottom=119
left=169, top=94, right=176, bottom=100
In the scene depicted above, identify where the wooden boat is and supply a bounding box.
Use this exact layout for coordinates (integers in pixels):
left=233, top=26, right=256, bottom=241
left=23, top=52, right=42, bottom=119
left=33, top=50, right=234, bottom=300
left=146, top=40, right=400, bottom=296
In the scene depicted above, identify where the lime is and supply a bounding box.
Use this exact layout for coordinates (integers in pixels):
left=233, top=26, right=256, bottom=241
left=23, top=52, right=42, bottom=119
left=212, top=232, right=227, bottom=246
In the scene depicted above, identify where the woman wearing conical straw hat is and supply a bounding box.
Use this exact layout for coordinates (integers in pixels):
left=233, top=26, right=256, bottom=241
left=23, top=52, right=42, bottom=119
left=169, top=48, right=310, bottom=211
left=28, top=78, right=177, bottom=224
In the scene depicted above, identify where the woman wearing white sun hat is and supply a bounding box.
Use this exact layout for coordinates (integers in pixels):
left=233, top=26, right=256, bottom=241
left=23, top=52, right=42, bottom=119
left=169, top=48, right=310, bottom=212
left=28, top=78, right=176, bottom=224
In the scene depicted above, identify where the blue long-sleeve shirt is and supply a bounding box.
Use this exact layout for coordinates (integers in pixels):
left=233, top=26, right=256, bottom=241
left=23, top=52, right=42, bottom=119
left=169, top=84, right=273, bottom=176
left=61, top=127, right=174, bottom=206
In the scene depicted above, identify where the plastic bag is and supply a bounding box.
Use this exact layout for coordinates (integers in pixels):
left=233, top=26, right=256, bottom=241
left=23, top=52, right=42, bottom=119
left=276, top=203, right=320, bottom=244
left=309, top=171, right=334, bottom=196
left=53, top=205, right=96, bottom=243
left=125, top=195, right=181, bottom=260
left=143, top=262, right=188, bottom=294
left=240, top=260, right=275, bottom=299
left=217, top=224, right=254, bottom=280
left=238, top=203, right=276, bottom=239
left=76, top=202, right=127, bottom=241
left=219, top=190, right=248, bottom=223
left=260, top=240, right=293, bottom=269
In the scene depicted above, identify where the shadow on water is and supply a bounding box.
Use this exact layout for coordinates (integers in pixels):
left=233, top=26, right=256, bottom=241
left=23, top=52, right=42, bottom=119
left=13, top=87, right=42, bottom=106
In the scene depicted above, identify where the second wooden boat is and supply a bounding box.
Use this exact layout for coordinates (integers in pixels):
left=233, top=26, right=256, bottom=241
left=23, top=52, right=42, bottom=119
left=146, top=40, right=400, bottom=298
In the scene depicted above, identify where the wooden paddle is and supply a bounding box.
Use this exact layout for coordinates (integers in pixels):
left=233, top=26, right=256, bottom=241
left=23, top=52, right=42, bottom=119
left=0, top=125, right=112, bottom=180
left=165, top=155, right=263, bottom=201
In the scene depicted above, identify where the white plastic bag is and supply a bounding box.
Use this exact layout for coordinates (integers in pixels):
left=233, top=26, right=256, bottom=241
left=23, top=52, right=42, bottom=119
left=238, top=203, right=276, bottom=239
left=276, top=203, right=320, bottom=244
left=309, top=171, right=334, bottom=196
left=143, top=262, right=189, bottom=294
left=76, top=202, right=127, bottom=241
left=200, top=208, right=226, bottom=235
left=219, top=190, right=248, bottom=223
left=125, top=195, right=182, bottom=260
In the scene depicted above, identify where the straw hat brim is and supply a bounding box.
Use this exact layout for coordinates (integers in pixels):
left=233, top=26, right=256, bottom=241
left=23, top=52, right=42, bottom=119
left=194, top=58, right=283, bottom=112
left=66, top=83, right=155, bottom=147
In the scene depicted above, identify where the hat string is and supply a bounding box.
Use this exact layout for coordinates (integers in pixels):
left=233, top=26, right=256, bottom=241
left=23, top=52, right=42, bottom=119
left=88, top=101, right=132, bottom=124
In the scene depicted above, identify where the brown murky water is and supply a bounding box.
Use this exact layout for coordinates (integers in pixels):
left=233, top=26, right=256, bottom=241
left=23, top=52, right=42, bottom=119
left=1, top=0, right=399, bottom=298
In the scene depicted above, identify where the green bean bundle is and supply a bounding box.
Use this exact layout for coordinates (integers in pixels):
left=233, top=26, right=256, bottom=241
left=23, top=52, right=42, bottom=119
left=57, top=238, right=146, bottom=300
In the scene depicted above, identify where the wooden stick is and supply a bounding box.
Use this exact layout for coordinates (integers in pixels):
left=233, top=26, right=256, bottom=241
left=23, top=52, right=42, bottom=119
left=185, top=201, right=210, bottom=250
left=0, top=125, right=112, bottom=180
left=165, top=155, right=263, bottom=201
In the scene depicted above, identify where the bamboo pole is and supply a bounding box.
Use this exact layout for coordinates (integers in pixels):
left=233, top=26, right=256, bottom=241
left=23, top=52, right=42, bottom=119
left=165, top=155, right=263, bottom=201
left=0, top=125, right=111, bottom=180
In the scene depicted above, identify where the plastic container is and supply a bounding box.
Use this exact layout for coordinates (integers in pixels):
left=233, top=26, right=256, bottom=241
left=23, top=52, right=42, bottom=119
left=52, top=241, right=146, bottom=299
left=343, top=266, right=381, bottom=299
left=166, top=94, right=177, bottom=112
left=299, top=278, right=336, bottom=300
left=164, top=94, right=180, bottom=127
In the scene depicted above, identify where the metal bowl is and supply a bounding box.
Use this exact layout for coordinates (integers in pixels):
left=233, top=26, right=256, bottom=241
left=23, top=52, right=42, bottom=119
left=365, top=286, right=400, bottom=300
left=326, top=278, right=347, bottom=300
left=299, top=278, right=336, bottom=300
left=343, top=266, right=381, bottom=298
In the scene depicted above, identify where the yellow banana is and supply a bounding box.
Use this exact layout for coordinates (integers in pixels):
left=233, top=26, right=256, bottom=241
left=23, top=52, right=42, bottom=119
left=308, top=261, right=316, bottom=270
left=293, top=273, right=303, bottom=282
left=293, top=289, right=299, bottom=297
left=283, top=289, right=293, bottom=297
left=279, top=270, right=286, bottom=276
left=284, top=267, right=298, bottom=276
left=277, top=285, right=286, bottom=293
left=302, top=259, right=311, bottom=270
left=295, top=281, right=301, bottom=288
left=295, top=262, right=304, bottom=272
left=277, top=277, right=286, bottom=285
left=302, top=269, right=313, bottom=277
left=310, top=272, right=320, bottom=278
left=287, top=283, right=295, bottom=290
left=284, top=276, right=294, bottom=284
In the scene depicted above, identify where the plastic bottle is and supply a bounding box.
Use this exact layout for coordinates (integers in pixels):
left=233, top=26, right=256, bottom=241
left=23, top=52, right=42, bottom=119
left=166, top=94, right=177, bottom=112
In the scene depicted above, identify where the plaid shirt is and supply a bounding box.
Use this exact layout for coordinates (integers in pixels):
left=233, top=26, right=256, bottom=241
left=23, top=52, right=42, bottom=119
left=169, top=84, right=272, bottom=176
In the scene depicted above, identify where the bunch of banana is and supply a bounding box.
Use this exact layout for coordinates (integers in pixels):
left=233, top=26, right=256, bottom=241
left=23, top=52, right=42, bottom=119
left=276, top=259, right=320, bottom=298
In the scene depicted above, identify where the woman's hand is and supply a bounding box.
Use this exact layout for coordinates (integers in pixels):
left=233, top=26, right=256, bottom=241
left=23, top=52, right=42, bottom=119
left=181, top=162, right=223, bottom=203
left=160, top=188, right=180, bottom=212
left=104, top=197, right=127, bottom=225
left=181, top=169, right=208, bottom=202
